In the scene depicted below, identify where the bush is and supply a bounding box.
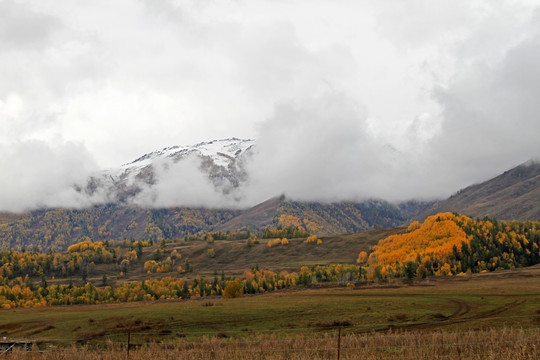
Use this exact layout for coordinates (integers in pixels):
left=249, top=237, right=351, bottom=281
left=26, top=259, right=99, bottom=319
left=223, top=280, right=243, bottom=299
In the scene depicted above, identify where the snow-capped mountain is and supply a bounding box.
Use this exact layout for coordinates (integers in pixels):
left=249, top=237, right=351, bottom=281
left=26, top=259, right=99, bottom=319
left=118, top=137, right=255, bottom=173
left=81, top=138, right=255, bottom=205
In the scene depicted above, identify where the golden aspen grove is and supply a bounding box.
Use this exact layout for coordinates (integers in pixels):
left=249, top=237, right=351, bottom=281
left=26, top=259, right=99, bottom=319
left=362, top=212, right=540, bottom=279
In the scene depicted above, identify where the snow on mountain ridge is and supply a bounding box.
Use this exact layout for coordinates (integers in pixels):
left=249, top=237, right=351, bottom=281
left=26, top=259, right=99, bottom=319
left=89, top=138, right=255, bottom=206
left=121, top=137, right=254, bottom=170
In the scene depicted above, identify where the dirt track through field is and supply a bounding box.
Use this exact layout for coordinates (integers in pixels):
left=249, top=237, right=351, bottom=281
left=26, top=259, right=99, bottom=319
left=448, top=299, right=473, bottom=318
left=393, top=297, right=527, bottom=332
left=475, top=298, right=527, bottom=319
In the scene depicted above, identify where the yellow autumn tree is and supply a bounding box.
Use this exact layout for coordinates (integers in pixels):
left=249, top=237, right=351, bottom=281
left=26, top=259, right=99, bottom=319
left=356, top=251, right=368, bottom=264
left=223, top=280, right=243, bottom=299
left=304, top=235, right=318, bottom=244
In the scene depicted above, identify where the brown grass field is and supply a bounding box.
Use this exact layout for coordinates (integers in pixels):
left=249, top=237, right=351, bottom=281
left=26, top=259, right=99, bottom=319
left=3, top=328, right=539, bottom=359
left=2, top=264, right=540, bottom=359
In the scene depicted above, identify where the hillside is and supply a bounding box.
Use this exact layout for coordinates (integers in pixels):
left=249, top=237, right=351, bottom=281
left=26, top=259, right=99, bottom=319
left=216, top=196, right=282, bottom=232
left=173, top=227, right=404, bottom=277
left=0, top=206, right=240, bottom=251
left=364, top=212, right=540, bottom=278
left=421, top=160, right=540, bottom=220
left=0, top=197, right=406, bottom=251
left=0, top=227, right=403, bottom=310
left=217, top=197, right=406, bottom=236
left=276, top=199, right=406, bottom=235
left=0, top=212, right=25, bottom=225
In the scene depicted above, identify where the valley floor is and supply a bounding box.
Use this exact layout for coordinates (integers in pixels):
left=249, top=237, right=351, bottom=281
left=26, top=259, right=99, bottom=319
left=1, top=265, right=540, bottom=359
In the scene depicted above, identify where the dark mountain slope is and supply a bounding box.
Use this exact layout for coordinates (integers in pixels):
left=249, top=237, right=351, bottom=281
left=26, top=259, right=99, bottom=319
left=218, top=197, right=406, bottom=236
left=216, top=196, right=282, bottom=232
left=0, top=206, right=240, bottom=251
left=0, top=197, right=407, bottom=251
left=421, top=160, right=540, bottom=220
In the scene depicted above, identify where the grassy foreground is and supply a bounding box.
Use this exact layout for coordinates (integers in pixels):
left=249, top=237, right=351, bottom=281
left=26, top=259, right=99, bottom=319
left=4, top=328, right=540, bottom=359
left=1, top=265, right=540, bottom=359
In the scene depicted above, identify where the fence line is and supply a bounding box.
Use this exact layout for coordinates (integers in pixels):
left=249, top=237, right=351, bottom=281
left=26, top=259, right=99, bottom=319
left=7, top=327, right=540, bottom=348
left=2, top=320, right=538, bottom=359
left=6, top=322, right=540, bottom=344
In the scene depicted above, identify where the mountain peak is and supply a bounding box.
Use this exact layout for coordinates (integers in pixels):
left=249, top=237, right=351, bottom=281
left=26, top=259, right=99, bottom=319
left=122, top=138, right=255, bottom=169
left=86, top=138, right=255, bottom=206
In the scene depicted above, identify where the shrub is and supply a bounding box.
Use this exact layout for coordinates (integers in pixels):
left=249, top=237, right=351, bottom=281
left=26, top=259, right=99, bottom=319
left=223, top=280, right=243, bottom=299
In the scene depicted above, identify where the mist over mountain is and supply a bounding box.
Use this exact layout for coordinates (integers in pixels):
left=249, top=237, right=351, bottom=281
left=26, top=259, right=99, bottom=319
left=1, top=156, right=540, bottom=251
left=2, top=1, right=540, bottom=214
left=78, top=138, right=255, bottom=209
left=2, top=130, right=539, bottom=215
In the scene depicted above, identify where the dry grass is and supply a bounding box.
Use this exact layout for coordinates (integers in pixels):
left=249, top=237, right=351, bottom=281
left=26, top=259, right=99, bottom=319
left=5, top=327, right=539, bottom=360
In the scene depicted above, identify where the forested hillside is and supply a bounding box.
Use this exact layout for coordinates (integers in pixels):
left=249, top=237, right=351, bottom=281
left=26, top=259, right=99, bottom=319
left=276, top=200, right=406, bottom=235
left=363, top=212, right=540, bottom=279
left=0, top=206, right=240, bottom=251
left=217, top=197, right=407, bottom=236
left=0, top=198, right=408, bottom=251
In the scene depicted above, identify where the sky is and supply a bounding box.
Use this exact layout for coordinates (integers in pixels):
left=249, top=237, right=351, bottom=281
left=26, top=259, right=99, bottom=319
left=1, top=0, right=540, bottom=211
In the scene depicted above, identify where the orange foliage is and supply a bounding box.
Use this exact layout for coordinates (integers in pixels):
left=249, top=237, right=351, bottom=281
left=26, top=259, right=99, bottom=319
left=370, top=212, right=472, bottom=266
left=407, top=221, right=420, bottom=232
left=356, top=251, right=368, bottom=264
left=304, top=235, right=319, bottom=244
left=279, top=214, right=303, bottom=228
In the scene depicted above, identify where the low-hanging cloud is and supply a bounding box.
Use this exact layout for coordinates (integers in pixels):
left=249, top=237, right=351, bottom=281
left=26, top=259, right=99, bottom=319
left=130, top=155, right=242, bottom=209
left=425, top=33, right=540, bottom=192
left=0, top=140, right=100, bottom=212
left=243, top=93, right=404, bottom=204
left=243, top=24, right=540, bottom=204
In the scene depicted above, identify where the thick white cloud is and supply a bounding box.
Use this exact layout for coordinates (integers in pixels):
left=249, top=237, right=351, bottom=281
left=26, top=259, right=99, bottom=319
left=244, top=93, right=385, bottom=203
left=131, top=155, right=238, bottom=208
left=427, top=34, right=540, bottom=190
left=0, top=140, right=100, bottom=212
left=1, top=0, right=540, bottom=210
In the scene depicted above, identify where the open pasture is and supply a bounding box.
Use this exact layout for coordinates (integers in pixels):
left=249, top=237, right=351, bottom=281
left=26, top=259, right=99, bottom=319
left=1, top=265, right=539, bottom=352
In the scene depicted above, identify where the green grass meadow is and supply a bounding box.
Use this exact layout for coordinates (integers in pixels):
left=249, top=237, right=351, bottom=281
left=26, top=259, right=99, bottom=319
left=2, top=266, right=540, bottom=346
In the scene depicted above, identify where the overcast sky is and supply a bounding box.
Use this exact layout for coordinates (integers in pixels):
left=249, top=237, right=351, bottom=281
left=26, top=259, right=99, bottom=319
left=1, top=0, right=540, bottom=211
